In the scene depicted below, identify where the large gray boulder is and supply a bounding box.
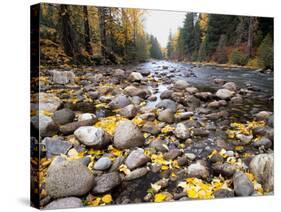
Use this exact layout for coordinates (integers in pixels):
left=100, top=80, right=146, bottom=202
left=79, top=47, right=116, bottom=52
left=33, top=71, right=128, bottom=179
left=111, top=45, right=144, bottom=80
left=249, top=153, right=274, bottom=192
left=46, top=157, right=94, bottom=198
left=233, top=171, right=254, bottom=196
left=44, top=197, right=83, bottom=209
left=114, top=120, right=145, bottom=149
left=92, top=172, right=121, bottom=194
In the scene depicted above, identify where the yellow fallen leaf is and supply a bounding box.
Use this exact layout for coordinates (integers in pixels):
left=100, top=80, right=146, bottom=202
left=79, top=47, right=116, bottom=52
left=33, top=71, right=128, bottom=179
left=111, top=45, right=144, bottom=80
left=154, top=192, right=167, bottom=202
left=102, top=194, right=112, bottom=204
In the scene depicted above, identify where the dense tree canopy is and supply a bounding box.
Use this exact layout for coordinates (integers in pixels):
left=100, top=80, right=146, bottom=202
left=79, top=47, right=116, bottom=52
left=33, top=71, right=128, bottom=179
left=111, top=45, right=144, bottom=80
left=40, top=4, right=162, bottom=65
left=166, top=13, right=273, bottom=69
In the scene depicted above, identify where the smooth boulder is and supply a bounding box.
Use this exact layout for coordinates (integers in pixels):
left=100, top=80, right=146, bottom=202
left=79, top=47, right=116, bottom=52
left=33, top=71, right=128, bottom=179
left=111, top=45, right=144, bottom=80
left=249, top=153, right=273, bottom=192
left=46, top=157, right=94, bottom=198
left=114, top=120, right=145, bottom=149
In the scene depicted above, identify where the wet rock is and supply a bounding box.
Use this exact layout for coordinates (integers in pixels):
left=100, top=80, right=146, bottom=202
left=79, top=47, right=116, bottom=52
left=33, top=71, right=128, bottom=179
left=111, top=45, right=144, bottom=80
left=255, top=111, right=272, bottom=121
left=216, top=89, right=234, bottom=99
left=59, top=119, right=96, bottom=135
left=108, top=95, right=131, bottom=109
left=175, top=112, right=193, bottom=121
left=44, top=197, right=83, bottom=209
left=51, top=70, right=75, bottom=85
left=160, top=90, right=173, bottom=99
left=42, top=137, right=72, bottom=158
left=114, top=120, right=145, bottom=149
left=213, top=78, right=225, bottom=85
left=191, top=128, right=210, bottom=137
left=175, top=123, right=190, bottom=139
left=214, top=189, right=234, bottom=198
left=185, top=96, right=201, bottom=109
left=120, top=104, right=138, bottom=118
left=114, top=69, right=125, bottom=78
left=124, top=167, right=148, bottom=181
left=195, top=92, right=213, bottom=100
left=92, top=172, right=121, bottom=194
left=233, top=171, right=254, bottom=196
left=74, top=126, right=111, bottom=148
left=88, top=91, right=100, bottom=99
left=109, top=156, right=125, bottom=172
left=148, top=95, right=157, bottom=101
left=185, top=153, right=196, bottom=161
left=94, top=157, right=112, bottom=170
left=236, top=133, right=253, bottom=144
left=230, top=96, right=243, bottom=104
left=46, top=157, right=94, bottom=198
left=139, top=112, right=156, bottom=121
left=209, top=153, right=224, bottom=163
left=77, top=113, right=96, bottom=121
left=174, top=79, right=190, bottom=89
left=252, top=137, right=272, bottom=148
left=187, top=161, right=209, bottom=179
left=128, top=72, right=144, bottom=82
left=249, top=153, right=273, bottom=192
left=131, top=96, right=143, bottom=105
left=158, top=109, right=175, bottom=123
left=206, top=111, right=228, bottom=120
left=223, top=82, right=237, bottom=91
left=142, top=122, right=161, bottom=135
left=212, top=163, right=236, bottom=177
left=52, top=108, right=75, bottom=125
left=124, top=86, right=148, bottom=98
left=31, top=114, right=58, bottom=137
left=149, top=139, right=169, bottom=152
left=156, top=99, right=177, bottom=113
left=185, top=87, right=199, bottom=94
left=177, top=155, right=189, bottom=166
left=37, top=92, right=62, bottom=113
left=164, top=149, right=182, bottom=160
left=208, top=100, right=220, bottom=109
left=125, top=148, right=150, bottom=169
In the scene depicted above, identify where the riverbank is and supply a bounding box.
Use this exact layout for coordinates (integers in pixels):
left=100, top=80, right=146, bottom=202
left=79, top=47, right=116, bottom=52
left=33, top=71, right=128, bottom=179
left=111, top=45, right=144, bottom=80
left=31, top=60, right=274, bottom=209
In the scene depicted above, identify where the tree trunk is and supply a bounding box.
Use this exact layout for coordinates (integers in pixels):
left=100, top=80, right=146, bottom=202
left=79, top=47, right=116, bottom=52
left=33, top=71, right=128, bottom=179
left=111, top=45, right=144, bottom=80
left=247, top=17, right=254, bottom=57
left=59, top=5, right=80, bottom=63
left=98, top=7, right=107, bottom=61
left=83, top=6, right=93, bottom=55
left=122, top=9, right=128, bottom=61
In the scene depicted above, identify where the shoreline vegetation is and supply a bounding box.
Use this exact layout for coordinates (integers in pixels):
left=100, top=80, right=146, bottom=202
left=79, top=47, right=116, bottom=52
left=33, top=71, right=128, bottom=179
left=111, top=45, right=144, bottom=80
left=39, top=3, right=273, bottom=71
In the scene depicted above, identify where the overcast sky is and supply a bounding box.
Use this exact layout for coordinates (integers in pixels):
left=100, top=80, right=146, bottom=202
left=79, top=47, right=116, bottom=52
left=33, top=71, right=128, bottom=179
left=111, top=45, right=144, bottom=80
left=143, top=10, right=186, bottom=48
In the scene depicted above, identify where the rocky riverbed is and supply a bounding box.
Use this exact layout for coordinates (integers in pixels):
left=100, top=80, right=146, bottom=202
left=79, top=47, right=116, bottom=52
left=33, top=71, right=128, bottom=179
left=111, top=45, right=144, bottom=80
left=31, top=60, right=274, bottom=209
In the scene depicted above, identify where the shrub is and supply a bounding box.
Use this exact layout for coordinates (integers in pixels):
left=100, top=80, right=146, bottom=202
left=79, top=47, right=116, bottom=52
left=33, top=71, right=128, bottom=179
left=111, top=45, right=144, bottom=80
left=257, top=33, right=273, bottom=69
left=230, top=49, right=248, bottom=66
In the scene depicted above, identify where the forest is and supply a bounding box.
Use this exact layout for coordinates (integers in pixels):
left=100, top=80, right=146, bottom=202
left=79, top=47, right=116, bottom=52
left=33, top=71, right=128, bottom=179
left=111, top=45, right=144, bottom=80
left=32, top=3, right=274, bottom=209
left=166, top=13, right=273, bottom=69
left=40, top=4, right=273, bottom=69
